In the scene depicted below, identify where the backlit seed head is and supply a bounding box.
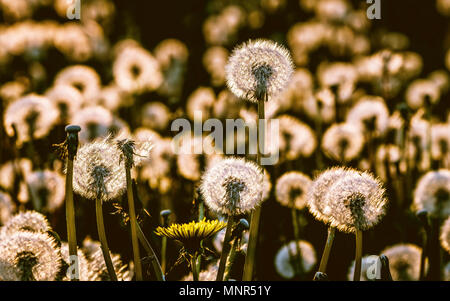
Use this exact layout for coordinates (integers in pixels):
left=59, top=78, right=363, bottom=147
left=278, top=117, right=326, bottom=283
left=413, top=169, right=450, bottom=219
left=70, top=106, right=114, bottom=143
left=225, top=39, right=293, bottom=102
left=0, top=231, right=61, bottom=281
left=0, top=192, right=15, bottom=226
left=81, top=236, right=102, bottom=261
left=213, top=228, right=249, bottom=253
left=405, top=79, right=440, bottom=110
left=0, top=211, right=50, bottom=238
left=382, top=244, right=423, bottom=281
left=86, top=248, right=131, bottom=281
left=72, top=138, right=126, bottom=202
left=302, top=88, right=336, bottom=123
left=307, top=167, right=351, bottom=224
left=200, top=157, right=264, bottom=215
left=4, top=94, right=59, bottom=145
left=346, top=96, right=389, bottom=137
left=54, top=65, right=101, bottom=102
left=323, top=169, right=387, bottom=233
left=440, top=216, right=450, bottom=254
left=275, top=171, right=312, bottom=210
left=24, top=170, right=65, bottom=213
left=431, top=123, right=450, bottom=161
left=45, top=84, right=84, bottom=122
left=322, top=123, right=364, bottom=162
left=274, top=240, right=317, bottom=279
left=59, top=243, right=91, bottom=281
left=141, top=102, right=171, bottom=131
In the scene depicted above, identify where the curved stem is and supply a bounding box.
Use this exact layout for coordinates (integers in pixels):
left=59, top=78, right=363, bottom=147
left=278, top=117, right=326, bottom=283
left=216, top=215, right=235, bottom=281
left=318, top=227, right=335, bottom=273
left=65, top=159, right=79, bottom=281
left=125, top=168, right=142, bottom=281
left=95, top=197, right=118, bottom=281
left=353, top=230, right=363, bottom=281
left=136, top=223, right=165, bottom=281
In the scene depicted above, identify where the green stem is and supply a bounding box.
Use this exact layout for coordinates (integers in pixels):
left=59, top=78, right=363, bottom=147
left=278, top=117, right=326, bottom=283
left=95, top=197, right=118, bottom=281
left=216, top=215, right=235, bottom=281
left=243, top=97, right=265, bottom=281
left=65, top=159, right=79, bottom=281
left=318, top=227, right=335, bottom=273
left=224, top=237, right=240, bottom=281
left=353, top=230, right=363, bottom=281
left=191, top=254, right=199, bottom=281
left=291, top=208, right=303, bottom=276
left=125, top=168, right=143, bottom=281
left=136, top=223, right=165, bottom=281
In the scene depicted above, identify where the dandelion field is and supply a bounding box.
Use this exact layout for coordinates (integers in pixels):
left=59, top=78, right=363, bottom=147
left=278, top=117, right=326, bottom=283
left=0, top=0, right=449, bottom=283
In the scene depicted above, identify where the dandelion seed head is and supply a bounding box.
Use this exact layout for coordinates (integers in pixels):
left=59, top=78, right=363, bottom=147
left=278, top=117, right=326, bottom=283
left=323, top=169, right=387, bottom=233
left=186, top=87, right=216, bottom=121
left=45, top=84, right=84, bottom=122
left=59, top=242, right=91, bottom=281
left=307, top=167, right=351, bottom=224
left=113, top=43, right=163, bottom=94
left=275, top=171, right=312, bottom=210
left=23, top=170, right=65, bottom=213
left=0, top=192, right=15, bottom=226
left=405, top=79, right=440, bottom=110
left=72, top=139, right=126, bottom=202
left=200, top=157, right=264, bottom=215
left=154, top=38, right=189, bottom=69
left=4, top=94, right=59, bottom=145
left=428, top=70, right=449, bottom=94
left=86, top=248, right=131, bottom=281
left=317, top=62, right=357, bottom=103
left=0, top=211, right=50, bottom=238
left=54, top=65, right=100, bottom=102
left=382, top=244, right=423, bottom=281
left=440, top=216, right=450, bottom=254
left=225, top=39, right=293, bottom=102
left=413, top=169, right=450, bottom=219
left=322, top=123, right=364, bottom=162
left=142, top=102, right=171, bottom=131
left=347, top=255, right=380, bottom=281
left=213, top=228, right=249, bottom=253
left=375, top=144, right=403, bottom=181
left=274, top=240, right=317, bottom=279
left=0, top=159, right=32, bottom=192
left=0, top=231, right=60, bottom=281
left=203, top=46, right=229, bottom=87
left=302, top=88, right=336, bottom=123
left=346, top=96, right=390, bottom=137
left=70, top=106, right=114, bottom=143
left=431, top=123, right=450, bottom=161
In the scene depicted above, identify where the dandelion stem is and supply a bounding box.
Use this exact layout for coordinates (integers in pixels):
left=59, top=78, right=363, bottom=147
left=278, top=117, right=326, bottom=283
left=64, top=125, right=81, bottom=281
left=318, top=227, right=335, bottom=273
left=191, top=253, right=199, bottom=281
left=125, top=168, right=143, bottom=281
left=160, top=210, right=171, bottom=274
left=243, top=96, right=265, bottom=281
left=224, top=237, right=239, bottom=281
left=353, top=229, right=363, bottom=281
left=95, top=196, right=118, bottom=281
left=216, top=215, right=235, bottom=281
left=291, top=208, right=304, bottom=276
left=136, top=222, right=165, bottom=281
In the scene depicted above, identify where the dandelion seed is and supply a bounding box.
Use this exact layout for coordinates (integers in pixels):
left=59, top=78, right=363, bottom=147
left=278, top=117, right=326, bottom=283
left=275, top=171, right=312, bottom=210
left=4, top=94, right=59, bottom=145
left=274, top=240, right=316, bottom=279
left=413, top=169, right=450, bottom=219
left=200, top=157, right=264, bottom=215
left=322, top=123, right=364, bottom=162
left=225, top=39, right=293, bottom=102
left=0, top=231, right=61, bottom=281
left=72, top=138, right=126, bottom=202
left=0, top=211, right=50, bottom=238
left=440, top=216, right=450, bottom=254
left=54, top=65, right=100, bottom=102
left=382, top=244, right=423, bottom=281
